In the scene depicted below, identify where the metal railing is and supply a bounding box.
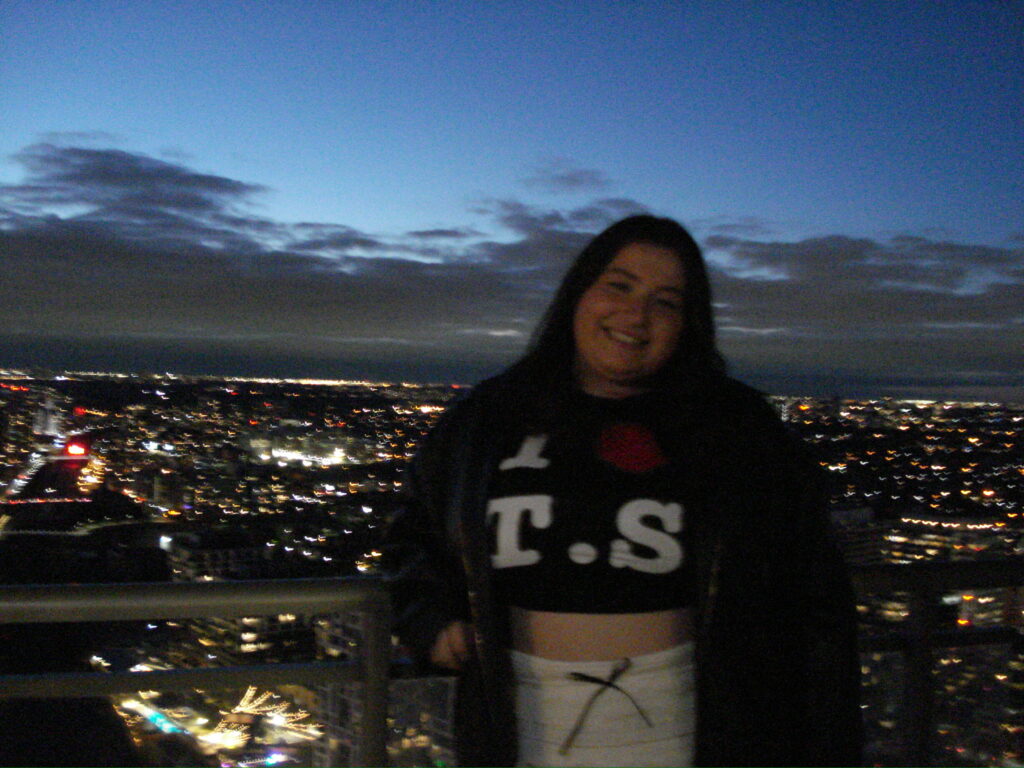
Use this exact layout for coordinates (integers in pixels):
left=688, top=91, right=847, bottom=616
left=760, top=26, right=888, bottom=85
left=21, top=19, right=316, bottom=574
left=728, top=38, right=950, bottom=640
left=0, top=577, right=391, bottom=766
left=850, top=557, right=1024, bottom=766
left=1, top=561, right=1021, bottom=766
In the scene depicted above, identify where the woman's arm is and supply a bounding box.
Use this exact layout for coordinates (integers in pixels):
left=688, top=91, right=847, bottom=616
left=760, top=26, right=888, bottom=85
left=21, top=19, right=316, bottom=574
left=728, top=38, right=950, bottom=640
left=383, top=401, right=475, bottom=668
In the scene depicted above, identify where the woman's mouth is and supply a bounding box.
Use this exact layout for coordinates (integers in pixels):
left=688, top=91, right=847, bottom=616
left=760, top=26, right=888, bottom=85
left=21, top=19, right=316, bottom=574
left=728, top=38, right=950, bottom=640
left=605, top=327, right=646, bottom=347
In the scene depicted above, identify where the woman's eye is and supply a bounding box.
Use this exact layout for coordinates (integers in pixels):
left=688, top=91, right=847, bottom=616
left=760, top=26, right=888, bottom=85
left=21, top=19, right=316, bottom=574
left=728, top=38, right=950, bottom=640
left=604, top=280, right=630, bottom=292
left=655, top=297, right=682, bottom=311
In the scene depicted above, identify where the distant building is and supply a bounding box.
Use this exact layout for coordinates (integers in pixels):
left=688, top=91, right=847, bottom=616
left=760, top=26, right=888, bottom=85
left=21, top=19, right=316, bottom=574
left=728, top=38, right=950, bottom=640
left=830, top=503, right=888, bottom=565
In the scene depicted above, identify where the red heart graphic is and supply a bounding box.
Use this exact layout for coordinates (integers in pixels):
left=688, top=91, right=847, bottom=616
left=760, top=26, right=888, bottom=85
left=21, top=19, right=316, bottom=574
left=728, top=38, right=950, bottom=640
left=597, top=422, right=668, bottom=473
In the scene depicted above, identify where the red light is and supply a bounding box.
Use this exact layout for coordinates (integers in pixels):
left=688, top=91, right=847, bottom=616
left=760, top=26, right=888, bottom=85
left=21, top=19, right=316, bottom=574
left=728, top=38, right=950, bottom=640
left=66, top=443, right=87, bottom=456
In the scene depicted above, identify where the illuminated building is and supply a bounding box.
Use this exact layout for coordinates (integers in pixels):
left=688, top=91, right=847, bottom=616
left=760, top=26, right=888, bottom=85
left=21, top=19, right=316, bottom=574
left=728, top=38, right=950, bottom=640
left=885, top=515, right=1011, bottom=563
left=32, top=392, right=64, bottom=442
left=852, top=515, right=1019, bottom=628
left=166, top=531, right=315, bottom=666
left=167, top=530, right=265, bottom=582
left=245, top=428, right=380, bottom=467
left=313, top=614, right=455, bottom=768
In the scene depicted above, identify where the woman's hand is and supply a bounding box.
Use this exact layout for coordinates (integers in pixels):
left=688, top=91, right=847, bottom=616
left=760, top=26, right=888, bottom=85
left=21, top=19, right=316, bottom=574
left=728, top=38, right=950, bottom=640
left=429, top=620, right=474, bottom=670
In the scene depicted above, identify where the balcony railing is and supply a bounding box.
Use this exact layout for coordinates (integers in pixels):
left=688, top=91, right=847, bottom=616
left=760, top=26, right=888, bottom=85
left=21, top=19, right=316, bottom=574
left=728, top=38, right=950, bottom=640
left=1, top=560, right=1021, bottom=767
left=851, top=557, right=1024, bottom=766
left=0, top=577, right=391, bottom=766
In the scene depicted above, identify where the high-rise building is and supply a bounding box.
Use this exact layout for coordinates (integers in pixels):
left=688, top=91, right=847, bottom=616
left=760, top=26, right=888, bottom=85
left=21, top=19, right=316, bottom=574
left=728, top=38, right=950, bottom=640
left=32, top=393, right=63, bottom=441
left=313, top=613, right=455, bottom=767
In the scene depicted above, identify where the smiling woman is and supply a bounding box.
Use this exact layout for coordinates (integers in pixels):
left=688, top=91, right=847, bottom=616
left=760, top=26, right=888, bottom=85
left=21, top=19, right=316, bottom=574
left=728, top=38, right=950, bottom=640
left=572, top=242, right=686, bottom=398
left=385, top=215, right=863, bottom=766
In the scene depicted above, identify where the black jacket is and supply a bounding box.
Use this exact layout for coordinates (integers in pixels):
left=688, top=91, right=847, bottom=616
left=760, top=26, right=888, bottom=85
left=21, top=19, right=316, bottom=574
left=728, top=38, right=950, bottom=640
left=386, top=372, right=863, bottom=766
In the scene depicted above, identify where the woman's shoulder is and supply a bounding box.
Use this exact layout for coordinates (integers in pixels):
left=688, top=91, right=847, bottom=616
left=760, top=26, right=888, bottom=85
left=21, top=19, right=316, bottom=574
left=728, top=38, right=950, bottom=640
left=667, top=373, right=780, bottom=427
left=452, top=369, right=550, bottom=423
left=418, top=372, right=519, bottom=450
left=686, top=375, right=803, bottom=459
left=705, top=375, right=768, bottom=405
left=436, top=372, right=513, bottom=422
left=450, top=371, right=782, bottom=435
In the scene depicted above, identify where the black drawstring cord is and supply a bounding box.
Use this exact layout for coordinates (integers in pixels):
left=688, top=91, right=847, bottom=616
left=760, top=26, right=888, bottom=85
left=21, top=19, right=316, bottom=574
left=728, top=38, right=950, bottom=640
left=558, top=657, right=653, bottom=755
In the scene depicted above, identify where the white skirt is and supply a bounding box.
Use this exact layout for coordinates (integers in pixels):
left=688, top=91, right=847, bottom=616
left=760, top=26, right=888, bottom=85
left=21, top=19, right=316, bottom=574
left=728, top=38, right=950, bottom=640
left=510, top=644, right=696, bottom=767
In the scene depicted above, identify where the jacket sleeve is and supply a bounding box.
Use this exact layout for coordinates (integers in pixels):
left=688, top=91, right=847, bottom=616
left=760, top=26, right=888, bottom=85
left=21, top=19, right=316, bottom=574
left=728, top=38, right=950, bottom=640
left=383, top=401, right=473, bottom=666
left=759, top=401, right=864, bottom=765
left=800, top=531, right=864, bottom=764
left=788, top=449, right=864, bottom=764
left=707, top=381, right=862, bottom=765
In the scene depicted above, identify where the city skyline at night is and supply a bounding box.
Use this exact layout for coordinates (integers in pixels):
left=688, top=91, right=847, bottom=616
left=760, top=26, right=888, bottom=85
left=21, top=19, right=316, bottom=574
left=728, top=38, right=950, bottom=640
left=2, top=2, right=1022, bottom=401
left=1, top=369, right=1021, bottom=764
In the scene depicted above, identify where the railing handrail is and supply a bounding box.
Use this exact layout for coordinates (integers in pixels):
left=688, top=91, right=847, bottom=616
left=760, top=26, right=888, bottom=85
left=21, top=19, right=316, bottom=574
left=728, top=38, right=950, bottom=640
left=849, top=556, right=1024, bottom=592
left=0, top=660, right=362, bottom=698
left=0, top=575, right=389, bottom=623
left=0, top=576, right=391, bottom=767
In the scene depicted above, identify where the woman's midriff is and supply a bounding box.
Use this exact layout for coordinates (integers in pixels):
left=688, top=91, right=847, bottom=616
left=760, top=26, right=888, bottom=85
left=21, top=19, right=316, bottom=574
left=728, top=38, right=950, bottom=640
left=509, top=606, right=693, bottom=661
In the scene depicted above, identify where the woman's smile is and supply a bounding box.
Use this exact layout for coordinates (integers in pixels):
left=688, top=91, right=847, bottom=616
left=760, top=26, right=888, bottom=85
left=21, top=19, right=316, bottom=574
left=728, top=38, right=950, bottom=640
left=604, top=326, right=647, bottom=346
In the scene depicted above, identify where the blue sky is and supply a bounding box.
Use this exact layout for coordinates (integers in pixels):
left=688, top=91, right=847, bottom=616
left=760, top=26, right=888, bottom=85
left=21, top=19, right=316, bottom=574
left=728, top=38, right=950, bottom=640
left=1, top=1, right=1022, bottom=399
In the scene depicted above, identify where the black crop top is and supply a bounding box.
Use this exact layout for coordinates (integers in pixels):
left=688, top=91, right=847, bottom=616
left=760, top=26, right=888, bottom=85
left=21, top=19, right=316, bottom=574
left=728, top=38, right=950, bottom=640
left=487, top=392, right=695, bottom=613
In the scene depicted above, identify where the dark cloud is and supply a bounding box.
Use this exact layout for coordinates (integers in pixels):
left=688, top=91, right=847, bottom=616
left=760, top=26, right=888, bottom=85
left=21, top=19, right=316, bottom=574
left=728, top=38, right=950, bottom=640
left=564, top=199, right=651, bottom=229
left=706, top=232, right=1024, bottom=396
left=7, top=144, right=264, bottom=212
left=0, top=144, right=274, bottom=259
left=0, top=145, right=564, bottom=381
left=1, top=142, right=1021, bottom=399
left=475, top=197, right=648, bottom=240
left=290, top=225, right=386, bottom=254
left=520, top=158, right=612, bottom=193
left=158, top=147, right=195, bottom=162
left=691, top=216, right=775, bottom=238
left=405, top=227, right=480, bottom=239
left=466, top=198, right=649, bottom=283
left=705, top=233, right=1023, bottom=295
left=474, top=198, right=572, bottom=236
left=36, top=131, right=122, bottom=146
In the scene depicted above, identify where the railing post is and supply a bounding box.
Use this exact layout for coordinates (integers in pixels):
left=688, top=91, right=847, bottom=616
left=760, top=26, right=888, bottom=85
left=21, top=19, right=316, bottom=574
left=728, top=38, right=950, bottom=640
left=359, top=593, right=390, bottom=766
left=903, top=587, right=937, bottom=765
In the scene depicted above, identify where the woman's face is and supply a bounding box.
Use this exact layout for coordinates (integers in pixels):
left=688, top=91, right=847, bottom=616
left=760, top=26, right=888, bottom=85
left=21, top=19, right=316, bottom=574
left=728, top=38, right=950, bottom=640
left=572, top=242, right=686, bottom=398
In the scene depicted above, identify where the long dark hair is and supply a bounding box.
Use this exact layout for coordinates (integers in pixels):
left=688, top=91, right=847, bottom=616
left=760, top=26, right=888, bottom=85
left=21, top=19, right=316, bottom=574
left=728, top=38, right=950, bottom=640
left=508, top=215, right=725, bottom=398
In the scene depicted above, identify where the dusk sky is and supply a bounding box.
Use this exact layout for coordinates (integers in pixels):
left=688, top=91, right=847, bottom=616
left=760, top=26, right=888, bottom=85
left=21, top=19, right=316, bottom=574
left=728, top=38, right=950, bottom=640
left=2, top=1, right=1022, bottom=400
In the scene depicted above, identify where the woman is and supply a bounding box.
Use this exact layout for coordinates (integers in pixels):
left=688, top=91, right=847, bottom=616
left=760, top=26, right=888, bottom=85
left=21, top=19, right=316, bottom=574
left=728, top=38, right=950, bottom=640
left=386, top=216, right=862, bottom=766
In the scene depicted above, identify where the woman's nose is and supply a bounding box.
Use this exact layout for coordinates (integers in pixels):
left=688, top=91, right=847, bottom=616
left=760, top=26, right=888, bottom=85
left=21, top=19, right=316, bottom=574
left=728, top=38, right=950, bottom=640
left=620, top=292, right=651, bottom=322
